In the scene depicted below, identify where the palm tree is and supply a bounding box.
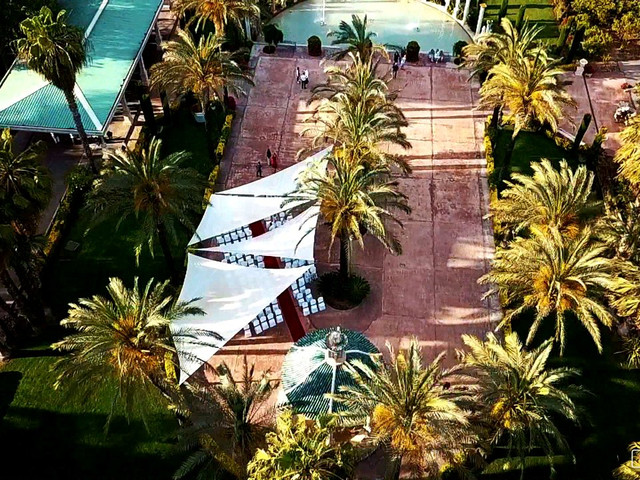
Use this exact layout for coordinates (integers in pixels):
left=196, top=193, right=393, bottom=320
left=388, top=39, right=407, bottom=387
left=459, top=332, right=582, bottom=479
left=462, top=18, right=543, bottom=128
left=480, top=227, right=617, bottom=354
left=52, top=277, right=218, bottom=430
left=151, top=29, right=253, bottom=156
left=247, top=410, right=355, bottom=480
left=291, top=154, right=410, bottom=279
left=614, top=117, right=640, bottom=191
left=306, top=55, right=411, bottom=174
left=597, top=194, right=640, bottom=263
left=333, top=338, right=474, bottom=480
left=328, top=14, right=386, bottom=62
left=173, top=0, right=259, bottom=36
left=478, top=52, right=576, bottom=176
left=175, top=357, right=274, bottom=480
left=88, top=138, right=205, bottom=283
left=492, top=159, right=598, bottom=238
left=15, top=7, right=96, bottom=173
left=614, top=442, right=640, bottom=480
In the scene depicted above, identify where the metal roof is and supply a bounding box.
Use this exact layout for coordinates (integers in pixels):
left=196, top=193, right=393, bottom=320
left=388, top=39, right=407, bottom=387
left=280, top=328, right=380, bottom=417
left=0, top=0, right=164, bottom=135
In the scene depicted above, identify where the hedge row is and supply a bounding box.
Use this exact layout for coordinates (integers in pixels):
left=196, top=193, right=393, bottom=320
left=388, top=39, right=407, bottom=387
left=205, top=113, right=234, bottom=208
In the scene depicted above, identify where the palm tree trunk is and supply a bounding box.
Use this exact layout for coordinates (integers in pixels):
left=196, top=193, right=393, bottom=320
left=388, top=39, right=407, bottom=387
left=385, top=455, right=402, bottom=480
left=490, top=104, right=502, bottom=130
left=339, top=233, right=352, bottom=279
left=156, top=220, right=179, bottom=284
left=63, top=89, right=98, bottom=174
left=500, top=133, right=518, bottom=183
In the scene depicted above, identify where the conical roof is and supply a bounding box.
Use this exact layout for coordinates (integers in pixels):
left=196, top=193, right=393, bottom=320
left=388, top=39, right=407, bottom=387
left=280, top=328, right=379, bottom=417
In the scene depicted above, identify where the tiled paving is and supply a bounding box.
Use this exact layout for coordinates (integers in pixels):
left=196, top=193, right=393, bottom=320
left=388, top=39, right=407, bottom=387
left=210, top=47, right=498, bottom=378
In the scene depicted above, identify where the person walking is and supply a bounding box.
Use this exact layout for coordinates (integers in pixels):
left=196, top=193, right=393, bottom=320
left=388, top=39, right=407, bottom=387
left=271, top=151, right=279, bottom=171
left=299, top=70, right=307, bottom=90
left=303, top=69, right=310, bottom=89
left=393, top=51, right=400, bottom=63
left=266, top=147, right=272, bottom=164
left=400, top=54, right=406, bottom=69
left=256, top=160, right=263, bottom=178
left=295, top=66, right=300, bottom=84
left=392, top=62, right=399, bottom=79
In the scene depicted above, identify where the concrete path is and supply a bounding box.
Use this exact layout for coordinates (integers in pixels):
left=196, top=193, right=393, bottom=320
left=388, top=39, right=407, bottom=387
left=212, top=48, right=497, bottom=377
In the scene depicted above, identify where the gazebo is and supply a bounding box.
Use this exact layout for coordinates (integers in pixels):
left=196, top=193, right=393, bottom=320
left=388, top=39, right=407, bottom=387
left=279, top=327, right=380, bottom=417
left=0, top=0, right=164, bottom=136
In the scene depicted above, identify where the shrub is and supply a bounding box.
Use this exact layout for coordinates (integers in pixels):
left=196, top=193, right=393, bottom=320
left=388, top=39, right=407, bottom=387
left=307, top=35, right=322, bottom=56
left=613, top=13, right=640, bottom=44
left=406, top=41, right=420, bottom=62
left=453, top=40, right=468, bottom=59
left=263, top=24, right=283, bottom=48
left=582, top=26, right=613, bottom=58
left=318, top=271, right=370, bottom=310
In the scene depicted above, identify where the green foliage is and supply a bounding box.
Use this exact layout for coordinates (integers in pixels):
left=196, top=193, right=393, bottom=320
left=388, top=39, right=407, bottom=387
left=614, top=441, right=640, bottom=479
left=263, top=24, right=283, bottom=46
left=613, top=12, right=640, bottom=43
left=406, top=40, right=420, bottom=62
left=581, top=26, right=614, bottom=58
left=247, top=410, right=355, bottom=480
left=452, top=40, right=468, bottom=58
left=318, top=271, right=370, bottom=309
left=307, top=35, right=322, bottom=57
left=328, top=14, right=384, bottom=61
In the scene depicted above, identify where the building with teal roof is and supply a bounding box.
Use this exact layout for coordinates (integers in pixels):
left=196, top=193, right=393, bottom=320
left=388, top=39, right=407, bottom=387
left=279, top=327, right=380, bottom=417
left=0, top=0, right=164, bottom=135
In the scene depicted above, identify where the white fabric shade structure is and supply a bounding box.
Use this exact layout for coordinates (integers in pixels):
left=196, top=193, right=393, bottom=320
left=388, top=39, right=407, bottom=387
left=197, top=205, right=321, bottom=262
left=173, top=254, right=312, bottom=384
left=188, top=147, right=331, bottom=246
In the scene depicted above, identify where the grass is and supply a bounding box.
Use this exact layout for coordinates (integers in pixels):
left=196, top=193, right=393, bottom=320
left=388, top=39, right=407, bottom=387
left=0, top=335, right=181, bottom=480
left=0, top=105, right=226, bottom=479
left=492, top=127, right=578, bottom=187
left=484, top=0, right=558, bottom=39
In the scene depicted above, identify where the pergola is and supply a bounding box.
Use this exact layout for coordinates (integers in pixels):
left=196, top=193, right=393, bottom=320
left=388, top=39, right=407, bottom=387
left=0, top=0, right=164, bottom=136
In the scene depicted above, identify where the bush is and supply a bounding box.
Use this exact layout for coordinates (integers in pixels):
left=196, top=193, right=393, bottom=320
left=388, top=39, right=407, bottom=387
left=307, top=35, right=322, bottom=56
left=318, top=271, right=371, bottom=310
left=406, top=41, right=420, bottom=62
left=263, top=24, right=283, bottom=47
left=453, top=40, right=468, bottom=59
left=582, top=26, right=614, bottom=58
left=215, top=113, right=234, bottom=164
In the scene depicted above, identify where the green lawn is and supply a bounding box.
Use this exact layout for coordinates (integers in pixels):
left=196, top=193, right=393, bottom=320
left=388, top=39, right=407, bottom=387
left=0, top=106, right=226, bottom=479
left=0, top=336, right=181, bottom=480
left=484, top=0, right=558, bottom=39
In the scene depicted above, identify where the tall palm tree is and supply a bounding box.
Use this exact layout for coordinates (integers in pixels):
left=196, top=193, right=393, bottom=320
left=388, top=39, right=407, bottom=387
left=614, top=442, right=640, bottom=480
left=614, top=117, right=640, bottom=191
left=480, top=227, right=617, bottom=354
left=175, top=357, right=274, bottom=480
left=15, top=7, right=96, bottom=173
left=459, top=332, right=582, bottom=479
left=328, top=14, right=386, bottom=62
left=52, top=277, right=218, bottom=430
left=492, top=159, right=598, bottom=238
left=462, top=18, right=543, bottom=128
left=151, top=29, right=253, bottom=156
left=333, top=339, right=475, bottom=480
left=291, top=154, right=410, bottom=279
left=306, top=55, right=411, bottom=174
left=247, top=410, right=355, bottom=480
left=173, top=0, right=259, bottom=36
left=88, top=138, right=205, bottom=283
left=478, top=52, right=576, bottom=176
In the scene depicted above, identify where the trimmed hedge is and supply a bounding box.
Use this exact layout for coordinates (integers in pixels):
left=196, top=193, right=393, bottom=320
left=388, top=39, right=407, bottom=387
left=308, top=35, right=322, bottom=56
left=205, top=113, right=234, bottom=207
left=406, top=41, right=420, bottom=62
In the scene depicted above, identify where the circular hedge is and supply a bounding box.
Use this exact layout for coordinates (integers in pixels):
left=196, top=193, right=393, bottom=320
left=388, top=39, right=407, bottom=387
left=318, top=271, right=371, bottom=310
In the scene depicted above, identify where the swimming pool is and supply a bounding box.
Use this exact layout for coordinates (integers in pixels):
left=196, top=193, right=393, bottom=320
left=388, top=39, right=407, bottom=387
left=269, top=0, right=472, bottom=53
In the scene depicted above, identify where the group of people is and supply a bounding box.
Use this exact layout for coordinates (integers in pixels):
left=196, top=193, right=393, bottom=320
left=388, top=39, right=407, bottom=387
left=427, top=48, right=446, bottom=63
left=256, top=147, right=279, bottom=178
left=392, top=51, right=407, bottom=79
left=295, top=66, right=310, bottom=89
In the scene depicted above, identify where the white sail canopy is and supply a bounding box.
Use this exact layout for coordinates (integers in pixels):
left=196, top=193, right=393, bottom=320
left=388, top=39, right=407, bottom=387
left=173, top=254, right=311, bottom=384
left=188, top=147, right=331, bottom=246
left=198, top=205, right=320, bottom=261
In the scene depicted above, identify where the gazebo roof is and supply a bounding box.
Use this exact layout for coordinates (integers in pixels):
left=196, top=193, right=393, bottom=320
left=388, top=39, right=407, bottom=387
left=0, top=0, right=163, bottom=135
left=280, top=328, right=380, bottom=417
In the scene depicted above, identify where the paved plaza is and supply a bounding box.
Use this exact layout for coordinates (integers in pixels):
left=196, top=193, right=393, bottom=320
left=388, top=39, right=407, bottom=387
left=211, top=47, right=497, bottom=379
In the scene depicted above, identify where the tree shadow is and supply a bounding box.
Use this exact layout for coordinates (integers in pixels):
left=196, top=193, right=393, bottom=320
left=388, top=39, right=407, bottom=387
left=0, top=371, right=22, bottom=422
